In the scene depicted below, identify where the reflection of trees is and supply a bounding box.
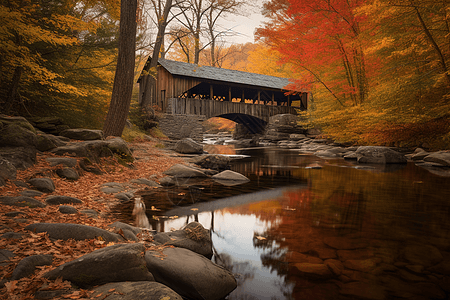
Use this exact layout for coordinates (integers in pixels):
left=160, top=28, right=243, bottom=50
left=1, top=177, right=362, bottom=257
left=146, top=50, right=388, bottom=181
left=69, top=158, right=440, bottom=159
left=213, top=252, right=257, bottom=300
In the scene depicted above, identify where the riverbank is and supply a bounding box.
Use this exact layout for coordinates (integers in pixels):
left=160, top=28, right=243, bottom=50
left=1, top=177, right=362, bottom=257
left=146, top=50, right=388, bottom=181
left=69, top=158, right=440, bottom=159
left=0, top=139, right=194, bottom=298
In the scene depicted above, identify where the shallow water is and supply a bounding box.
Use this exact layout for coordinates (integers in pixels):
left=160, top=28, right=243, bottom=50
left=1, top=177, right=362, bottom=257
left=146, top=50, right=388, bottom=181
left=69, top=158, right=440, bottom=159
left=119, top=147, right=450, bottom=299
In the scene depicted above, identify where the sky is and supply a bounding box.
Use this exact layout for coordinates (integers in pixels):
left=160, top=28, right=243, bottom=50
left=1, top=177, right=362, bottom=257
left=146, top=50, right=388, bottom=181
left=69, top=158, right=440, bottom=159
left=217, top=11, right=267, bottom=45
left=215, top=1, right=267, bottom=45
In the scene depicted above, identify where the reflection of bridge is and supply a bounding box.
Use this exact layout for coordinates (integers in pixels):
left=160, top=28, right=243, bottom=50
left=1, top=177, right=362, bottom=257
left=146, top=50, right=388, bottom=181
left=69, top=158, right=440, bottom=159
left=138, top=58, right=308, bottom=135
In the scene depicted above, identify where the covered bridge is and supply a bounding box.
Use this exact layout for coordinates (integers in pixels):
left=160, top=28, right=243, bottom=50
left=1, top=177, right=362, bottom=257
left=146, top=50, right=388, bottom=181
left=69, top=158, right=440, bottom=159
left=137, top=58, right=307, bottom=135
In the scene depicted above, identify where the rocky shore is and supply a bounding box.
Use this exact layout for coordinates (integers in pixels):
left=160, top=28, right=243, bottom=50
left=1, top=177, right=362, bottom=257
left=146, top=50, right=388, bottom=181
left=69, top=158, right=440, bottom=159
left=1, top=113, right=450, bottom=299
left=0, top=115, right=244, bottom=299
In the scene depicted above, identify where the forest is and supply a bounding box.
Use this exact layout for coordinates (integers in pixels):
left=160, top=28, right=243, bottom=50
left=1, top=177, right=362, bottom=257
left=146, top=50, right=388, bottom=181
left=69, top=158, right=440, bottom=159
left=1, top=0, right=449, bottom=149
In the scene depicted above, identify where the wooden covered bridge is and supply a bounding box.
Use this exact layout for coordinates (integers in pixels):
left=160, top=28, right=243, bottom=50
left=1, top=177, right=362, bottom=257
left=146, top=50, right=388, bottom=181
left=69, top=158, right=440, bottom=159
left=138, top=58, right=307, bottom=134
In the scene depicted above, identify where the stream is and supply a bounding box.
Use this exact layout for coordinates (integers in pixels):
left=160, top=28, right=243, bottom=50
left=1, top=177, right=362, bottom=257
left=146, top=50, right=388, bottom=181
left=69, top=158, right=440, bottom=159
left=118, top=144, right=450, bottom=300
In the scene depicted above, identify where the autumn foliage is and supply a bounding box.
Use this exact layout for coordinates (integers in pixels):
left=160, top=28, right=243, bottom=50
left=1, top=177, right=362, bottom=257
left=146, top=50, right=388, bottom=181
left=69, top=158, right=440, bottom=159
left=256, top=0, right=450, bottom=149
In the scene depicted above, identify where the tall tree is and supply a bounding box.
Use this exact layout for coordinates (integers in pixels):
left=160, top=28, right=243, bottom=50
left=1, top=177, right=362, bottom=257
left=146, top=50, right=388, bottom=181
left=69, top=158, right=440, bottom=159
left=0, top=0, right=121, bottom=128
left=103, top=0, right=138, bottom=137
left=257, top=0, right=368, bottom=107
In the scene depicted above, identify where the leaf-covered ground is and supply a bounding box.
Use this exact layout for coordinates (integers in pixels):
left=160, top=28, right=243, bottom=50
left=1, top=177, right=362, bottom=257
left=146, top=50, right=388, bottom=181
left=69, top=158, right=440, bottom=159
left=0, top=140, right=183, bottom=300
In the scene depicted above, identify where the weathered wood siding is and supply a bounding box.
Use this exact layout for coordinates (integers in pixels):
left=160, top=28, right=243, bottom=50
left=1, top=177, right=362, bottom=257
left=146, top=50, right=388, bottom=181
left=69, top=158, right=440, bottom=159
left=168, top=98, right=297, bottom=121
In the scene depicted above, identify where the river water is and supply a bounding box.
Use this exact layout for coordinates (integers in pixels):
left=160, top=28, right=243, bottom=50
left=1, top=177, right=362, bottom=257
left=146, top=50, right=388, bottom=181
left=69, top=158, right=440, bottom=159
left=121, top=145, right=450, bottom=299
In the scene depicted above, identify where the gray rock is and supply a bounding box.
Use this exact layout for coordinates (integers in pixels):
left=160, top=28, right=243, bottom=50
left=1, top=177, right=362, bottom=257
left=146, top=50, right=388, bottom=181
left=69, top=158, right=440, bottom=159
left=424, top=151, right=450, bottom=166
left=20, top=190, right=44, bottom=197
left=0, top=249, right=16, bottom=266
left=11, top=255, right=53, bottom=280
left=91, top=281, right=182, bottom=300
left=153, top=222, right=212, bottom=258
left=131, top=178, right=161, bottom=188
left=114, top=192, right=133, bottom=201
left=290, top=133, right=307, bottom=141
left=163, top=164, right=208, bottom=178
left=46, top=195, right=83, bottom=205
left=27, top=177, right=55, bottom=193
left=159, top=176, right=176, bottom=186
left=174, top=138, right=203, bottom=154
left=0, top=158, right=17, bottom=181
left=25, top=223, right=124, bottom=242
left=59, top=128, right=103, bottom=140
left=145, top=247, right=236, bottom=300
left=291, top=263, right=334, bottom=279
left=101, top=186, right=123, bottom=194
left=190, top=154, right=231, bottom=171
left=105, top=137, right=133, bottom=162
left=314, top=149, right=339, bottom=158
left=55, top=168, right=80, bottom=180
left=5, top=211, right=28, bottom=218
left=212, top=170, right=249, bottom=182
left=45, top=243, right=153, bottom=288
left=46, top=157, right=77, bottom=168
left=80, top=209, right=99, bottom=218
left=356, top=146, right=407, bottom=164
left=0, top=146, right=37, bottom=169
left=411, top=149, right=430, bottom=161
left=58, top=205, right=78, bottom=214
left=36, top=134, right=65, bottom=152
left=108, top=221, right=142, bottom=235
left=0, top=196, right=46, bottom=208
left=343, top=152, right=358, bottom=160
left=0, top=123, right=37, bottom=148
left=2, top=232, right=23, bottom=239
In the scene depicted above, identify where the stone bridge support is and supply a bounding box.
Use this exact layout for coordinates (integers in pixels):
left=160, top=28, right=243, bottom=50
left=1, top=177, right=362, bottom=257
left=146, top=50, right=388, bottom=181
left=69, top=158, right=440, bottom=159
left=158, top=114, right=205, bottom=143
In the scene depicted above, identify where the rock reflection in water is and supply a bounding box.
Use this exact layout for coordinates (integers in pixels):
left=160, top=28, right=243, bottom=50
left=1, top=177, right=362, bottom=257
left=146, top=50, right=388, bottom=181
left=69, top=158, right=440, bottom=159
left=114, top=147, right=450, bottom=299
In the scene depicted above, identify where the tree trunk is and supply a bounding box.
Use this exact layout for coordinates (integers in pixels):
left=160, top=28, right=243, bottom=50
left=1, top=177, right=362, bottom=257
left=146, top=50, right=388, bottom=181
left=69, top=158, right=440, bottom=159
left=103, top=0, right=137, bottom=137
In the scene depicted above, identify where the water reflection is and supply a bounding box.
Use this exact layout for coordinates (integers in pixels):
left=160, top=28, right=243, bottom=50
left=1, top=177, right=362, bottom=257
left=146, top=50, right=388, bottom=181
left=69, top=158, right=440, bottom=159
left=114, top=147, right=450, bottom=299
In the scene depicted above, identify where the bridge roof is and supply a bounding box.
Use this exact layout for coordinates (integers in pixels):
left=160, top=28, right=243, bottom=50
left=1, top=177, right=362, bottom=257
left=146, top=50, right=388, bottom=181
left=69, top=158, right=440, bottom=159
left=158, top=59, right=294, bottom=91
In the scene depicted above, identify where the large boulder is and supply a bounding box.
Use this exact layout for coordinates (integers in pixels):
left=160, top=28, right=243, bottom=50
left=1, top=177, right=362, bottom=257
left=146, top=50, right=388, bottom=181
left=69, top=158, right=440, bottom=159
left=59, top=128, right=103, bottom=140
left=190, top=154, right=231, bottom=171
left=0, top=116, right=37, bottom=148
left=153, top=222, right=213, bottom=258
left=0, top=158, right=17, bottom=183
left=45, top=243, right=154, bottom=288
left=174, top=138, right=203, bottom=154
left=163, top=164, right=208, bottom=178
left=51, top=139, right=133, bottom=163
left=91, top=281, right=183, bottom=300
left=423, top=151, right=450, bottom=166
left=0, top=147, right=36, bottom=170
left=46, top=157, right=78, bottom=168
left=25, top=223, right=124, bottom=242
left=145, top=247, right=236, bottom=300
left=105, top=137, right=133, bottom=162
left=355, top=146, right=407, bottom=164
left=36, top=133, right=67, bottom=152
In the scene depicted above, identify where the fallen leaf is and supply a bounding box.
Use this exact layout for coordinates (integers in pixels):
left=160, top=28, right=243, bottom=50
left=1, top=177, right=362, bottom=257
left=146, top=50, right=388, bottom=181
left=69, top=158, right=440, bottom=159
left=190, top=208, right=198, bottom=211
